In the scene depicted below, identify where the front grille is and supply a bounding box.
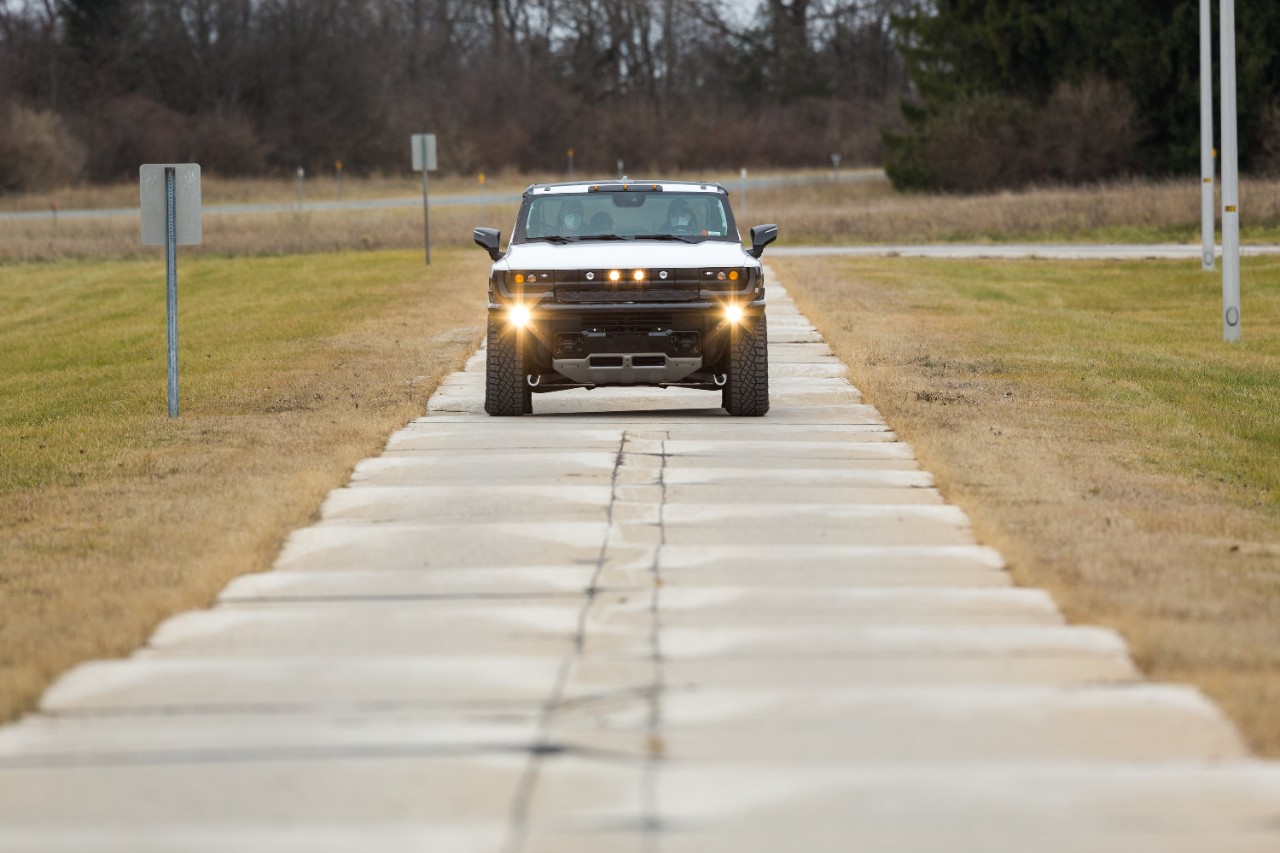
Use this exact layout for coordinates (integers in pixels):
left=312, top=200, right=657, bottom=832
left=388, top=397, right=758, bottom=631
left=556, top=283, right=699, bottom=303
left=580, top=314, right=673, bottom=333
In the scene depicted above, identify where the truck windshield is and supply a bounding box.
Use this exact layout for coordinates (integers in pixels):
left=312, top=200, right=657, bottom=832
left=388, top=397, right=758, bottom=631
left=514, top=192, right=737, bottom=244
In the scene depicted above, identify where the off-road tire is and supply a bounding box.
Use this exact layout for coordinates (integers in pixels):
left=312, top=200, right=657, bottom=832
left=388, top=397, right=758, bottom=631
left=485, top=316, right=529, bottom=416
left=723, top=313, right=769, bottom=416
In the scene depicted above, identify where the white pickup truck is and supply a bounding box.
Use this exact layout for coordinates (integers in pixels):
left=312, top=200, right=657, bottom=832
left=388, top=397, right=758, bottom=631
left=473, top=179, right=777, bottom=416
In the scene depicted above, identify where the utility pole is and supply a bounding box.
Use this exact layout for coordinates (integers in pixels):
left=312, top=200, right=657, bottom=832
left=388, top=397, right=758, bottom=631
left=1200, top=0, right=1215, bottom=271
left=1221, top=0, right=1241, bottom=341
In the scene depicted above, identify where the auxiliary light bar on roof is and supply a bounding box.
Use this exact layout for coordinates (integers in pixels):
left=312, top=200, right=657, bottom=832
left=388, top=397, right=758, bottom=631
left=588, top=183, right=663, bottom=192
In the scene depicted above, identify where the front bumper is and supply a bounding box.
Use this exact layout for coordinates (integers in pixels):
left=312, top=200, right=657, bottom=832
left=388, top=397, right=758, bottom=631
left=489, top=297, right=765, bottom=388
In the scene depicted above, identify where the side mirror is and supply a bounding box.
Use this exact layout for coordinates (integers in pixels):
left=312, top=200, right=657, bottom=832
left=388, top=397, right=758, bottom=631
left=749, top=224, right=778, bottom=259
left=474, top=227, right=503, bottom=261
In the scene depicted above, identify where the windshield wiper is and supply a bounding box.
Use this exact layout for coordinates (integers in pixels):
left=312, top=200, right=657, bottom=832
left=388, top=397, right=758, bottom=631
left=523, top=235, right=574, bottom=244
left=634, top=233, right=700, bottom=243
left=577, top=234, right=629, bottom=241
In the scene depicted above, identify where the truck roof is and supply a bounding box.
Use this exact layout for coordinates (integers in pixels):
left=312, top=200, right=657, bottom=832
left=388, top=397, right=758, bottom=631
left=522, top=179, right=729, bottom=197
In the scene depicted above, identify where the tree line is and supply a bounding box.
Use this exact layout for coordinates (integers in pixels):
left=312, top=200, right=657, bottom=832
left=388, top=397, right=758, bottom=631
left=885, top=0, right=1280, bottom=191
left=0, top=0, right=912, bottom=191
left=5, top=1, right=1277, bottom=195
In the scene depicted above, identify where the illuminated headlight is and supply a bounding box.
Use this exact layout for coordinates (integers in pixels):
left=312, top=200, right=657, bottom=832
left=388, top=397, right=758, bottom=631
left=509, top=304, right=532, bottom=328
left=724, top=304, right=744, bottom=325
left=608, top=269, right=622, bottom=282
left=633, top=269, right=646, bottom=282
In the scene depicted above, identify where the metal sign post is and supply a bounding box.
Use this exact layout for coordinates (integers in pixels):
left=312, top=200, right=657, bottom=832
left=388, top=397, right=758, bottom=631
left=740, top=167, right=748, bottom=219
left=1200, top=0, right=1215, bottom=271
left=1221, top=0, right=1242, bottom=341
left=164, top=169, right=179, bottom=416
left=411, top=133, right=438, bottom=265
left=140, top=163, right=201, bottom=417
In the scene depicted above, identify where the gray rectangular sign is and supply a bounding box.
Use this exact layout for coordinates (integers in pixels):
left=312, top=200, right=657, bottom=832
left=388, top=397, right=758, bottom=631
left=140, top=164, right=202, bottom=245
left=411, top=134, right=437, bottom=172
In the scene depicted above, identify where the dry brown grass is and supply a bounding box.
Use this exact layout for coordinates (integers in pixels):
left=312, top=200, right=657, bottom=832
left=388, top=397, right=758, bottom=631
left=748, top=173, right=1280, bottom=245
left=0, top=203, right=523, bottom=263
left=0, top=248, right=489, bottom=721
left=0, top=170, right=544, bottom=212
left=775, top=254, right=1280, bottom=755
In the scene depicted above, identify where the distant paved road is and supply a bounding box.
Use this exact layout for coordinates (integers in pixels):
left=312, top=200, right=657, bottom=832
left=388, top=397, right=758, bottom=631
left=772, top=243, right=1280, bottom=260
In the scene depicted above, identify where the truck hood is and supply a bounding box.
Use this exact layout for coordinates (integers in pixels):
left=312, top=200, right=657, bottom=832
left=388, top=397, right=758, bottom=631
left=498, top=240, right=756, bottom=271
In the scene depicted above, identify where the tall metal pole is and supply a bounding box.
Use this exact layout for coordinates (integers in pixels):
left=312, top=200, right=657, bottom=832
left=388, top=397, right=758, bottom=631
left=1221, top=0, right=1241, bottom=341
left=421, top=136, right=431, bottom=265
left=1200, top=0, right=1215, bottom=271
left=165, top=167, right=179, bottom=417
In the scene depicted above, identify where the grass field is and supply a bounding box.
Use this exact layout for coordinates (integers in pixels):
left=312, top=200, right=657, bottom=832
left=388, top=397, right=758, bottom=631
left=774, top=254, right=1280, bottom=754
left=0, top=248, right=488, bottom=721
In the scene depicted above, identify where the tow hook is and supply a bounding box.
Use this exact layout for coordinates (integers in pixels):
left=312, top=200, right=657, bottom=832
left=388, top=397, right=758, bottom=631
left=713, top=374, right=727, bottom=387
left=526, top=374, right=541, bottom=387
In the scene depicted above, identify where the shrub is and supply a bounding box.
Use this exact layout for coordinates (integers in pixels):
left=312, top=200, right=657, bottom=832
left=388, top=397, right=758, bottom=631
left=886, top=77, right=1141, bottom=193
left=0, top=104, right=86, bottom=193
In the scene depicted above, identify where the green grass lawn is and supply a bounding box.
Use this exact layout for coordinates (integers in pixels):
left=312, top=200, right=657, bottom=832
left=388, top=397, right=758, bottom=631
left=0, top=248, right=487, bottom=720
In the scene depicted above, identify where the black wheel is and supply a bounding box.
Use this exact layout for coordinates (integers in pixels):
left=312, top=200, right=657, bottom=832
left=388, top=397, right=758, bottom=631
left=723, top=312, right=769, bottom=417
left=485, top=315, right=527, bottom=416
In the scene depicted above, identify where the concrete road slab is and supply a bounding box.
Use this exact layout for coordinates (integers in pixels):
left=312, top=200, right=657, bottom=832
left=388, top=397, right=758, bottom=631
left=218, top=567, right=600, bottom=601
left=659, top=439, right=913, bottom=458
left=0, top=712, right=541, bottom=759
left=660, top=519, right=974, bottom=547
left=660, top=466, right=932, bottom=486
left=618, top=656, right=1142, bottom=688
left=321, top=485, right=614, bottom=522
left=549, top=685, right=1246, bottom=762
left=660, top=502, right=969, bottom=526
left=582, top=624, right=1129, bottom=662
left=274, top=521, right=611, bottom=571
left=0, top=826, right=507, bottom=853
left=40, top=657, right=564, bottom=714
left=584, top=587, right=1063, bottom=627
left=144, top=601, right=588, bottom=656
left=647, top=763, right=1280, bottom=853
left=0, top=753, right=526, bottom=824
left=660, top=483, right=945, bottom=505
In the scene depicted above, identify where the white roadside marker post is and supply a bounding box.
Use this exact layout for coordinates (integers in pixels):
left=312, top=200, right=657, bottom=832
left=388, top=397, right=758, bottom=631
left=140, top=164, right=202, bottom=417
left=741, top=167, right=748, bottom=219
left=1200, top=0, right=1216, bottom=271
left=1220, top=0, right=1242, bottom=341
